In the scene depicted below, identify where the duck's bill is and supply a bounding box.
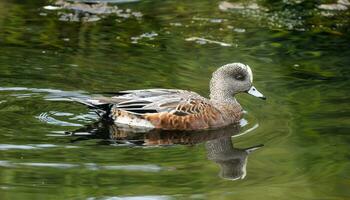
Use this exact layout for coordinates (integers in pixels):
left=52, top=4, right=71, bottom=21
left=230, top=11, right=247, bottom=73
left=247, top=86, right=266, bottom=100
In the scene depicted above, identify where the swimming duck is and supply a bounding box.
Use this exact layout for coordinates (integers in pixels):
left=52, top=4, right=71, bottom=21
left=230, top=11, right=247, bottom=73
left=80, top=63, right=265, bottom=131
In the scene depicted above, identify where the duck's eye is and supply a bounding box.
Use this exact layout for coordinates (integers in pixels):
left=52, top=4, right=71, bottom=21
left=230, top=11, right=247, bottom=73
left=235, top=73, right=245, bottom=81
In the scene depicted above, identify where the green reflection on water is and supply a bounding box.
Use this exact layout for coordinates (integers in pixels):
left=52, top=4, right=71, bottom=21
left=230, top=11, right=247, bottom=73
left=0, top=0, right=349, bottom=199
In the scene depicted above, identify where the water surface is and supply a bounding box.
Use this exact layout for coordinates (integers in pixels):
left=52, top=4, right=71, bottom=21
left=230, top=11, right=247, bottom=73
left=0, top=0, right=349, bottom=199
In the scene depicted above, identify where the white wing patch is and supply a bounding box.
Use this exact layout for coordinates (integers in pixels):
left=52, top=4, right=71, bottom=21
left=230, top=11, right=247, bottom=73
left=114, top=116, right=155, bottom=129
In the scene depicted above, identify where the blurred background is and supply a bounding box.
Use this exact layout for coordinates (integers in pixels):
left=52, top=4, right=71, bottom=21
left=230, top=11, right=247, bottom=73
left=0, top=0, right=349, bottom=199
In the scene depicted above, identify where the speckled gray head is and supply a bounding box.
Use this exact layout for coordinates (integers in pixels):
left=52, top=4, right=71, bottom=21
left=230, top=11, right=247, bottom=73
left=210, top=63, right=266, bottom=100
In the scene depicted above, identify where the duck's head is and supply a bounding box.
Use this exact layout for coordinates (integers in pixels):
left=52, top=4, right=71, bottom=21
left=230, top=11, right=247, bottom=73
left=210, top=63, right=266, bottom=100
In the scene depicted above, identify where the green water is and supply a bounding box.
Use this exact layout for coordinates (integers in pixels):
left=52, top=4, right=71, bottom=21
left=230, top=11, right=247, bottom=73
left=0, top=0, right=349, bottom=199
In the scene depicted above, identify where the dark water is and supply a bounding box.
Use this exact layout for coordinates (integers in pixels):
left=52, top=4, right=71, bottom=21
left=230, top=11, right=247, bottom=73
left=0, top=0, right=350, bottom=199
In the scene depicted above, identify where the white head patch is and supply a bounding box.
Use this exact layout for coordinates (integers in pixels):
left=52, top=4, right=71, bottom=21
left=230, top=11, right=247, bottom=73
left=243, top=64, right=253, bottom=82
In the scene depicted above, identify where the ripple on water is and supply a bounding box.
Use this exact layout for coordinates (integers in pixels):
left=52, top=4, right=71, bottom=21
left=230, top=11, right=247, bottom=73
left=37, top=112, right=83, bottom=127
left=19, top=162, right=78, bottom=169
left=0, top=87, right=99, bottom=127
left=0, top=160, right=164, bottom=172
left=86, top=195, right=172, bottom=200
left=185, top=37, right=233, bottom=47
left=0, top=87, right=91, bottom=101
left=37, top=110, right=99, bottom=128
left=0, top=144, right=77, bottom=150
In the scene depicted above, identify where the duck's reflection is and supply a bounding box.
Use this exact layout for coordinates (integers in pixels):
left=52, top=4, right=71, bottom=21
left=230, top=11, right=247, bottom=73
left=206, top=135, right=263, bottom=180
left=68, top=120, right=263, bottom=180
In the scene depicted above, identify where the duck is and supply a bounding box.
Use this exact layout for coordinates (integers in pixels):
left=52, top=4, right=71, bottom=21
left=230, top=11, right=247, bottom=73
left=78, top=63, right=266, bottom=131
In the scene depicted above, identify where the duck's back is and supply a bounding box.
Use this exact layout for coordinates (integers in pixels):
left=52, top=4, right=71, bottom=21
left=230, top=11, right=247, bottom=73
left=85, top=89, right=242, bottom=130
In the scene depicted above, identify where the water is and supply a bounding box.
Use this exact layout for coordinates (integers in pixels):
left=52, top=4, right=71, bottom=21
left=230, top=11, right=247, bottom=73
left=0, top=0, right=349, bottom=199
